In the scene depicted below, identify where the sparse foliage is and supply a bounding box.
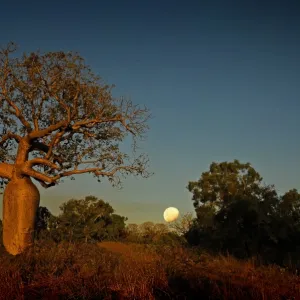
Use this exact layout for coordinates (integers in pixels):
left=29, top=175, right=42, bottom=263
left=0, top=42, right=151, bottom=190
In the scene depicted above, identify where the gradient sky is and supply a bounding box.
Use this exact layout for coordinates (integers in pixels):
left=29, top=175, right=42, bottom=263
left=0, top=0, right=300, bottom=224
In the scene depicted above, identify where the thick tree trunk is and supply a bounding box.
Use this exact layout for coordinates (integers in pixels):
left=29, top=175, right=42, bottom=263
left=3, top=177, right=40, bottom=255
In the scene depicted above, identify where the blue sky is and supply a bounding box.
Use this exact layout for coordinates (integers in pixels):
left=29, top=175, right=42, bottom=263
left=1, top=0, right=300, bottom=223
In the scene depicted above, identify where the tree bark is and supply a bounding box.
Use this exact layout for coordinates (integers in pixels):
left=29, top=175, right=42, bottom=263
left=3, top=177, right=40, bottom=255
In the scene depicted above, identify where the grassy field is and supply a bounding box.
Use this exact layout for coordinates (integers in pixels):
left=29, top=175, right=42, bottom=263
left=0, top=240, right=299, bottom=299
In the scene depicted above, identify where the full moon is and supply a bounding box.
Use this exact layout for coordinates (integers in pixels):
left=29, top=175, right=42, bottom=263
left=163, top=207, right=179, bottom=222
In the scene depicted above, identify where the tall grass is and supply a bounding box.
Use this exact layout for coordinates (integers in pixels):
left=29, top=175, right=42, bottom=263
left=0, top=241, right=299, bottom=299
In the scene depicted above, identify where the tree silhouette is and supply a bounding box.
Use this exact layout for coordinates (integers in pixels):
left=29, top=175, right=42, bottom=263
left=186, top=160, right=300, bottom=267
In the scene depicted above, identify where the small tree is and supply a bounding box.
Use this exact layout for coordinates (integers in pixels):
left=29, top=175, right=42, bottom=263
left=0, top=43, right=150, bottom=254
left=125, top=223, right=141, bottom=242
left=138, top=222, right=169, bottom=243
left=48, top=196, right=127, bottom=243
left=169, top=212, right=194, bottom=236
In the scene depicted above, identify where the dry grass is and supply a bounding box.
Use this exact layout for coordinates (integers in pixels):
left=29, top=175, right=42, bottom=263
left=0, top=241, right=299, bottom=299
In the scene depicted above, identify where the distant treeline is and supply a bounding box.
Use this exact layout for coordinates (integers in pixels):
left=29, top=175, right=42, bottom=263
left=185, top=160, right=300, bottom=272
left=1, top=159, right=299, bottom=272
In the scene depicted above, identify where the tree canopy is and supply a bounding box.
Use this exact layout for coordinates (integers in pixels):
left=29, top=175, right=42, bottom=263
left=187, top=159, right=264, bottom=211
left=44, top=195, right=127, bottom=243
left=186, top=160, right=300, bottom=268
left=0, top=42, right=151, bottom=190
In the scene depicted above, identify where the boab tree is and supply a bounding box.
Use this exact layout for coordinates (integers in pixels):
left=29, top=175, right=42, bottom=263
left=0, top=42, right=151, bottom=255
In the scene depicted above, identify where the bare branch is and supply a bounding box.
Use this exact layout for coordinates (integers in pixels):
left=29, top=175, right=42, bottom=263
left=55, top=167, right=105, bottom=178
left=75, top=160, right=100, bottom=165
left=93, top=166, right=142, bottom=177
left=70, top=115, right=138, bottom=135
left=29, top=141, right=64, bottom=167
left=44, top=130, right=69, bottom=160
left=24, top=158, right=61, bottom=170
left=0, top=47, right=33, bottom=133
left=20, top=167, right=55, bottom=184
left=28, top=119, right=68, bottom=140
left=1, top=96, right=33, bottom=133
left=0, top=132, right=22, bottom=145
left=21, top=164, right=146, bottom=188
left=35, top=178, right=56, bottom=188
left=71, top=116, right=121, bottom=130
left=33, top=112, right=39, bottom=131
left=71, top=89, right=80, bottom=118
left=40, top=70, right=72, bottom=120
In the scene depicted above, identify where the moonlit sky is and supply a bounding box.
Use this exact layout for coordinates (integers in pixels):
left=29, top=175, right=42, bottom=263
left=0, top=0, right=300, bottom=223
